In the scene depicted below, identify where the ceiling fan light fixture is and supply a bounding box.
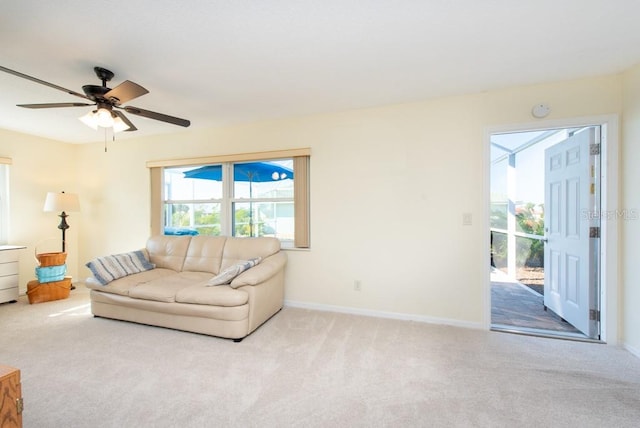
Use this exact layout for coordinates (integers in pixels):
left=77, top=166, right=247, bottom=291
left=79, top=107, right=130, bottom=132
left=79, top=110, right=99, bottom=130
left=95, top=107, right=114, bottom=127
left=112, top=115, right=130, bottom=133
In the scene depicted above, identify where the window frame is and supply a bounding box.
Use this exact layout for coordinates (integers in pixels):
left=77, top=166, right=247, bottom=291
left=0, top=158, right=11, bottom=245
left=147, top=149, right=310, bottom=248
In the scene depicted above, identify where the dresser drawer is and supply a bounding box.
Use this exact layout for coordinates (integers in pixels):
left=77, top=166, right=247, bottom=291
left=0, top=261, right=18, bottom=277
left=0, top=250, right=19, bottom=263
left=0, top=275, right=18, bottom=290
left=0, top=286, right=18, bottom=303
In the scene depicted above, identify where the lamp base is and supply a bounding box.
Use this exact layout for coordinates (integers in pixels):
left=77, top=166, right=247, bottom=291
left=57, top=211, right=70, bottom=253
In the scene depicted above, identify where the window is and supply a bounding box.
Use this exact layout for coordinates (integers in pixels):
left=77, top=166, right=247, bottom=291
left=163, top=159, right=294, bottom=240
left=163, top=165, right=224, bottom=236
left=0, top=158, right=10, bottom=245
left=148, top=149, right=310, bottom=248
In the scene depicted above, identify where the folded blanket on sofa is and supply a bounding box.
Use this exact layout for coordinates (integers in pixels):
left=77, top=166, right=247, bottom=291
left=86, top=249, right=155, bottom=285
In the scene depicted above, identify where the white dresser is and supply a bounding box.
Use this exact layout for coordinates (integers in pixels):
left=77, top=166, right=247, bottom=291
left=0, top=245, right=26, bottom=304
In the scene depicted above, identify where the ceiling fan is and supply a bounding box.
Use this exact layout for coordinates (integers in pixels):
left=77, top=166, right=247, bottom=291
left=0, top=64, right=190, bottom=132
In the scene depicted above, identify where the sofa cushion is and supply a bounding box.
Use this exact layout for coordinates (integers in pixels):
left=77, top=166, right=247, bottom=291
left=182, top=236, right=227, bottom=274
left=86, top=249, right=155, bottom=285
left=175, top=284, right=249, bottom=306
left=147, top=235, right=192, bottom=272
left=206, top=257, right=261, bottom=286
left=128, top=277, right=195, bottom=303
left=220, top=237, right=280, bottom=270
left=84, top=268, right=177, bottom=296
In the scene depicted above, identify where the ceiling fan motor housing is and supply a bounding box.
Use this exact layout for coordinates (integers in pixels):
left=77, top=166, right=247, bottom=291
left=82, top=84, right=111, bottom=101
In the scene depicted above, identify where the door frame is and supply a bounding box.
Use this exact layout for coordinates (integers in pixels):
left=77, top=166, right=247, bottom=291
left=483, top=114, right=619, bottom=344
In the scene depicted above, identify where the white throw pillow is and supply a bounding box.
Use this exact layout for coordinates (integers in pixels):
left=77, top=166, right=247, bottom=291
left=206, top=257, right=262, bottom=286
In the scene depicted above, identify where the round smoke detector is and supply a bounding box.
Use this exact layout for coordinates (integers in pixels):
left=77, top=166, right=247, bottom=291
left=532, top=103, right=551, bottom=119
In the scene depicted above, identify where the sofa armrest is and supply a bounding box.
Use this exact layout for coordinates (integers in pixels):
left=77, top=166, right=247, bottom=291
left=229, top=252, right=287, bottom=288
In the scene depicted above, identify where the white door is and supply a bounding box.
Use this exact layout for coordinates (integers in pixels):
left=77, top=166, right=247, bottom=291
left=544, top=128, right=599, bottom=338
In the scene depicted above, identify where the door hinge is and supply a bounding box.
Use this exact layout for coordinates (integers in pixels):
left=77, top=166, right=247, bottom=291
left=16, top=397, right=23, bottom=414
left=590, top=226, right=600, bottom=238
left=589, top=309, right=601, bottom=322
left=590, top=144, right=601, bottom=155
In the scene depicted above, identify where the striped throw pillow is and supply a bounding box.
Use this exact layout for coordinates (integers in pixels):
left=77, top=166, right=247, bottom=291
left=86, top=250, right=155, bottom=285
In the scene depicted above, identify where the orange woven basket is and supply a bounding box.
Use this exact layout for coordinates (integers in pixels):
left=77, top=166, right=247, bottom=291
left=36, top=252, right=67, bottom=267
left=35, top=238, right=67, bottom=267
left=26, top=278, right=71, bottom=304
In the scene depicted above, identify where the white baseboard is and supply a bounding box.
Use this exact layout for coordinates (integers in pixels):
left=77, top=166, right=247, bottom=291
left=284, top=299, right=484, bottom=330
left=623, top=342, right=640, bottom=359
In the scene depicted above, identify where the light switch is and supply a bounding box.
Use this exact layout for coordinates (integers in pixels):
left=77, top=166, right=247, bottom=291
left=462, top=212, right=472, bottom=226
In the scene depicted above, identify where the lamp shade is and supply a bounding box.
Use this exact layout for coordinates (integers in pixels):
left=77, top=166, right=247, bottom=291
left=43, top=192, right=80, bottom=213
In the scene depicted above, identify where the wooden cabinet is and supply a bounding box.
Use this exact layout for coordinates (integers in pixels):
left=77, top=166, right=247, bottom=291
left=0, top=365, right=23, bottom=428
left=0, top=246, right=25, bottom=304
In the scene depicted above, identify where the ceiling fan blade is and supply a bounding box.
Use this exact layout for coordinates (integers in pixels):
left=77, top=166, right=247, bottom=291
left=18, top=102, right=94, bottom=109
left=123, top=106, right=190, bottom=127
left=0, top=65, right=90, bottom=101
left=104, top=80, right=149, bottom=105
left=113, top=110, right=138, bottom=132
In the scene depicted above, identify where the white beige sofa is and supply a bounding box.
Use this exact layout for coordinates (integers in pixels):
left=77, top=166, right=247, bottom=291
left=84, top=235, right=286, bottom=341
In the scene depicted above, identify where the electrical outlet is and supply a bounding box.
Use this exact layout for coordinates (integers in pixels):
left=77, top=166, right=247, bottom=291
left=354, top=280, right=362, bottom=291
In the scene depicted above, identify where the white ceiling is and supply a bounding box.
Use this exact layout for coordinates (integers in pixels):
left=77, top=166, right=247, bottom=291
left=2, top=0, right=640, bottom=144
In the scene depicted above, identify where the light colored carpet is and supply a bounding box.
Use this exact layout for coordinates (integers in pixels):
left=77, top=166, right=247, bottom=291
left=1, top=286, right=640, bottom=428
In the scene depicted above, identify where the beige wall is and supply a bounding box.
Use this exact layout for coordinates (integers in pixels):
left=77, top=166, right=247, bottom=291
left=72, top=74, right=622, bottom=328
left=5, top=73, right=636, bottom=351
left=622, top=63, right=640, bottom=356
left=0, top=129, right=78, bottom=291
